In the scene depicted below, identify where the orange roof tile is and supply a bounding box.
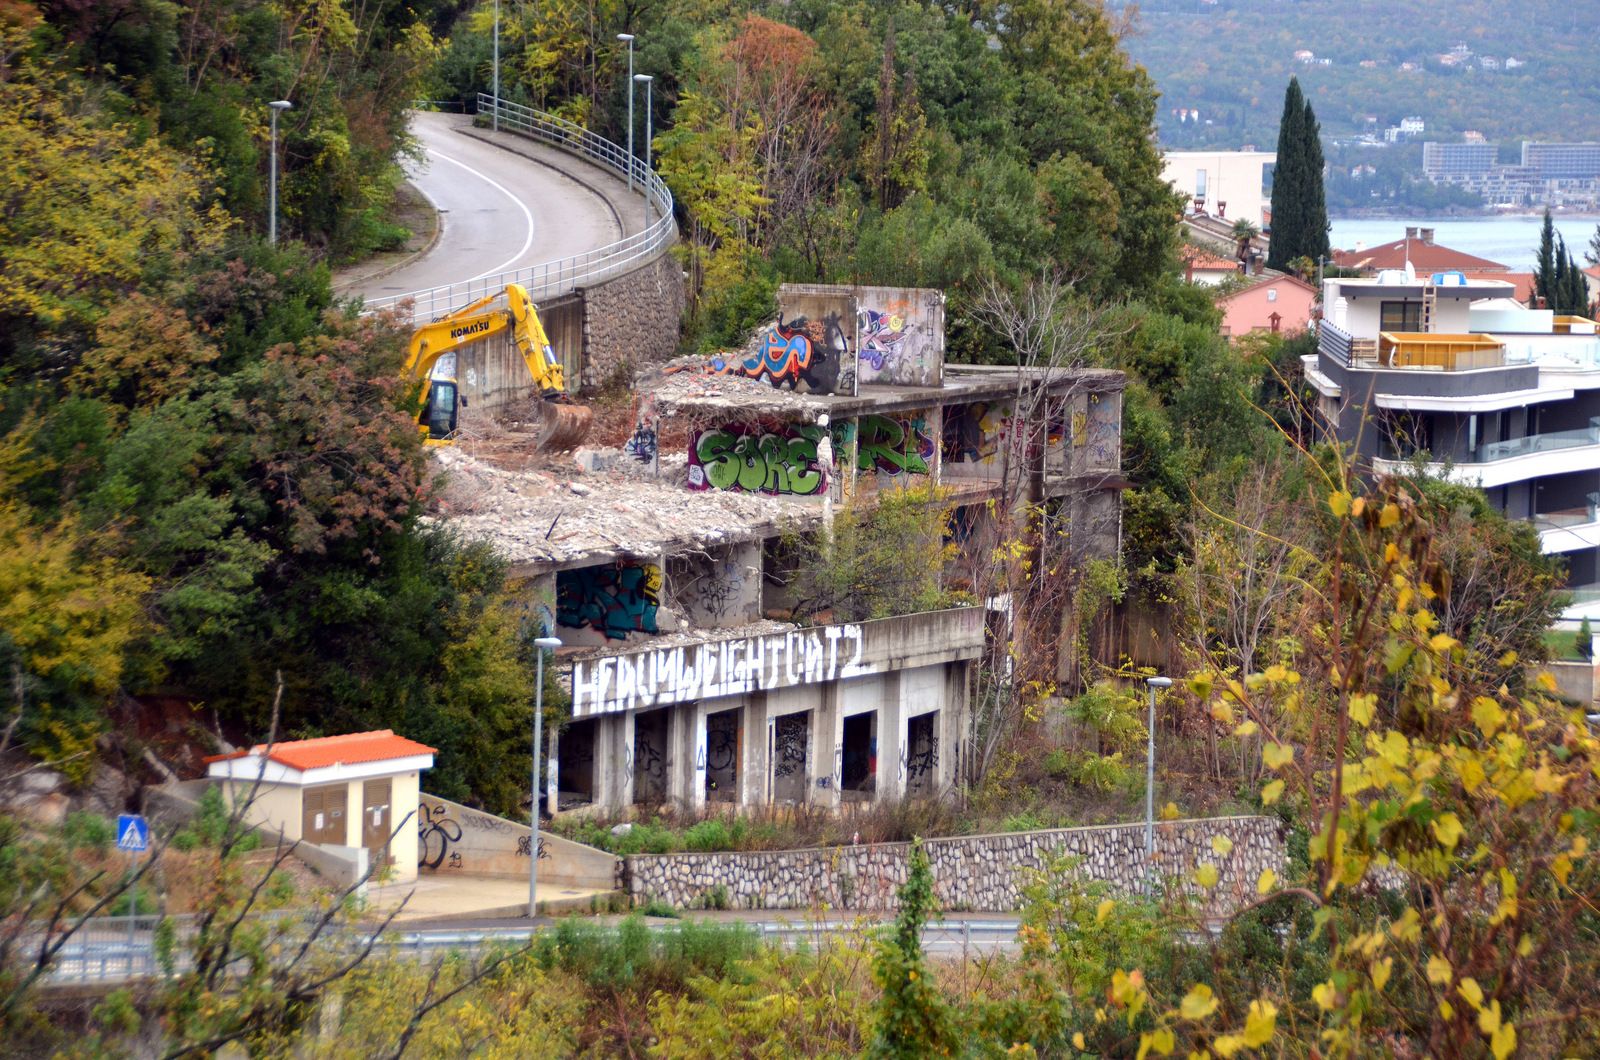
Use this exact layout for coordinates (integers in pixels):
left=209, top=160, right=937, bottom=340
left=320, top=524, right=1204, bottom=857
left=1182, top=245, right=1240, bottom=271
left=204, top=730, right=436, bottom=772
left=1332, top=236, right=1507, bottom=273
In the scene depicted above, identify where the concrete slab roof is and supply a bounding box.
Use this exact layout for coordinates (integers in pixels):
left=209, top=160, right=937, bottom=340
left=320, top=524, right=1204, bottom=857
left=648, top=359, right=1124, bottom=422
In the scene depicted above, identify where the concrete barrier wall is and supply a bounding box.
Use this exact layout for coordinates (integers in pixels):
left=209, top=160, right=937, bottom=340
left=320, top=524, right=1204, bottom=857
left=578, top=251, right=686, bottom=391
left=418, top=793, right=618, bottom=889
left=1548, top=660, right=1595, bottom=706
left=624, top=815, right=1285, bottom=915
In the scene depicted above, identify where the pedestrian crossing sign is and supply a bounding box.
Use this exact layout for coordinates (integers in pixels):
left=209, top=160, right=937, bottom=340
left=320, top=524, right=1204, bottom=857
left=116, top=814, right=149, bottom=853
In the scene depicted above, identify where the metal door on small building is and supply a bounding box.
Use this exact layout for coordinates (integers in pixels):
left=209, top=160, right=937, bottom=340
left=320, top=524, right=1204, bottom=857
left=362, top=779, right=393, bottom=868
left=302, top=784, right=347, bottom=845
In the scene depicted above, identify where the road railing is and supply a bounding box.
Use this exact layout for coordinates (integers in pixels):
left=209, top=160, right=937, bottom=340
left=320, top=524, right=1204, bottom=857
left=37, top=915, right=1019, bottom=986
left=362, top=94, right=676, bottom=322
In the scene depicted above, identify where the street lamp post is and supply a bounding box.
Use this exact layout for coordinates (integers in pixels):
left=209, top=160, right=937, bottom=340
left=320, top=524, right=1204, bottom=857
left=1144, top=676, right=1173, bottom=863
left=634, top=73, right=653, bottom=230
left=267, top=100, right=292, bottom=246
left=491, top=0, right=500, bottom=132
left=618, top=34, right=635, bottom=192
left=529, top=635, right=562, bottom=918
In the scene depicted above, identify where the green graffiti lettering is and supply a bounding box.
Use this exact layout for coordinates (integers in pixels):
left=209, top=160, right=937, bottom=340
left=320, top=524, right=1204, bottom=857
left=858, top=414, right=930, bottom=476
left=695, top=430, right=741, bottom=490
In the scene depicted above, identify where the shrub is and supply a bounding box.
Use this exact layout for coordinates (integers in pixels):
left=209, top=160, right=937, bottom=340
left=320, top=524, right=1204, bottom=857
left=61, top=811, right=114, bottom=850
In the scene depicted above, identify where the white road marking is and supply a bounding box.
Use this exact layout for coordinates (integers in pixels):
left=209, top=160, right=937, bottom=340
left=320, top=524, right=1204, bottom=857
left=423, top=147, right=536, bottom=282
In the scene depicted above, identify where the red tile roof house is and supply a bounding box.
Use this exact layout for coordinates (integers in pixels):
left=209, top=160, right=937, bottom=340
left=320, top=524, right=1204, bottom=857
left=206, top=730, right=436, bottom=882
left=1216, top=273, right=1318, bottom=340
left=1181, top=244, right=1244, bottom=286
left=1332, top=227, right=1510, bottom=275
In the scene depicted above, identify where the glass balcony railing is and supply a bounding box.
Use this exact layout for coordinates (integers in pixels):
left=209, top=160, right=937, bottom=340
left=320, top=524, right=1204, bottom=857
left=1474, top=419, right=1600, bottom=463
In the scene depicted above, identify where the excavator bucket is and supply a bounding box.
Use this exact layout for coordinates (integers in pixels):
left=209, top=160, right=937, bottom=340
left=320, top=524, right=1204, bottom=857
left=534, top=398, right=595, bottom=452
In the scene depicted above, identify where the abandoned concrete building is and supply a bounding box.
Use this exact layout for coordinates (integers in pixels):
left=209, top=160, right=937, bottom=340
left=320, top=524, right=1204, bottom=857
left=437, top=284, right=1126, bottom=815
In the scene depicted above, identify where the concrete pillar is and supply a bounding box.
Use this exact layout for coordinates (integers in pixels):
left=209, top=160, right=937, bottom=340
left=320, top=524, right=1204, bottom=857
left=812, top=683, right=841, bottom=810
left=594, top=712, right=635, bottom=812
left=878, top=671, right=906, bottom=801
left=668, top=700, right=708, bottom=812
left=741, top=692, right=769, bottom=808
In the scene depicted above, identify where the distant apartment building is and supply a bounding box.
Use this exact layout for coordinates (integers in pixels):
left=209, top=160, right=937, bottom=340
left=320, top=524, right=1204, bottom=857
left=1521, top=142, right=1600, bottom=181
left=1422, top=141, right=1497, bottom=182
left=1305, top=270, right=1600, bottom=595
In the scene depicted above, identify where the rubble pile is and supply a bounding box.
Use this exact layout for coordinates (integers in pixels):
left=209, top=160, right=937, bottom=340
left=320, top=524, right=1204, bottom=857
left=429, top=445, right=817, bottom=567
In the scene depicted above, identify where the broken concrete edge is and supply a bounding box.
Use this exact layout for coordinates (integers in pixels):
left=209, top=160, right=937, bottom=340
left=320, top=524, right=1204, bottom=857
left=329, top=180, right=444, bottom=296
left=646, top=361, right=1127, bottom=422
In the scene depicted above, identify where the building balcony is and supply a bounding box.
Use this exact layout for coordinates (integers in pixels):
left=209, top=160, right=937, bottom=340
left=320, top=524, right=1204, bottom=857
left=1374, top=421, right=1600, bottom=489
left=1538, top=495, right=1600, bottom=554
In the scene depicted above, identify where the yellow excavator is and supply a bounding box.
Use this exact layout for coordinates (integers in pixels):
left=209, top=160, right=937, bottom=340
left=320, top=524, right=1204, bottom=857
left=403, top=283, right=593, bottom=450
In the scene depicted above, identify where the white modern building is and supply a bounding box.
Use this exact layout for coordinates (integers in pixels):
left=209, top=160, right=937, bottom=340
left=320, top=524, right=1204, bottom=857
left=1306, top=269, right=1600, bottom=600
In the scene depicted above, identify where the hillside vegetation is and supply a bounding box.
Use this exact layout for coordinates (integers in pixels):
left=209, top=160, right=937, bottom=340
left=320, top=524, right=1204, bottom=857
left=1116, top=0, right=1600, bottom=147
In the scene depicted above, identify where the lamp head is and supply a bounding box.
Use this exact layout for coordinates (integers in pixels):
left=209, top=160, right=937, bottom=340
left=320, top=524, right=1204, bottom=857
left=268, top=100, right=293, bottom=111
left=1146, top=676, right=1173, bottom=688
left=534, top=636, right=563, bottom=650
left=617, top=32, right=634, bottom=42
left=634, top=73, right=653, bottom=84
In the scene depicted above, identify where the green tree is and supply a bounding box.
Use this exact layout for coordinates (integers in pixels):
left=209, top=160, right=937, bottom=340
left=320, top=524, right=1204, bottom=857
left=1535, top=209, right=1559, bottom=308
left=1267, top=77, right=1329, bottom=270
left=869, top=838, right=956, bottom=1057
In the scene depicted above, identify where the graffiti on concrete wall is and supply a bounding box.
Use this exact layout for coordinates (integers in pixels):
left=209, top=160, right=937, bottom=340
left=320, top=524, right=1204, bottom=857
left=688, top=423, right=829, bottom=496
left=1083, top=392, right=1119, bottom=467
left=941, top=402, right=1011, bottom=467
left=710, top=313, right=847, bottom=394
left=557, top=563, right=662, bottom=640
left=858, top=307, right=914, bottom=376
left=774, top=714, right=808, bottom=779
left=626, top=393, right=661, bottom=467
left=680, top=557, right=748, bottom=623
left=418, top=802, right=462, bottom=870
left=571, top=623, right=874, bottom=716
left=689, top=414, right=931, bottom=494
left=856, top=413, right=933, bottom=476
left=855, top=288, right=943, bottom=387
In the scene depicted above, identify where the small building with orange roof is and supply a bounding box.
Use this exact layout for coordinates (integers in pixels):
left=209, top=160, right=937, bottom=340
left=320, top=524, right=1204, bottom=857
left=206, top=730, right=436, bottom=882
left=1181, top=244, right=1244, bottom=286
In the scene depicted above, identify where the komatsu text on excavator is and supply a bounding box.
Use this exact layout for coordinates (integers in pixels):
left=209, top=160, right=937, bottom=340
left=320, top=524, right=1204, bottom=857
left=403, top=283, right=593, bottom=451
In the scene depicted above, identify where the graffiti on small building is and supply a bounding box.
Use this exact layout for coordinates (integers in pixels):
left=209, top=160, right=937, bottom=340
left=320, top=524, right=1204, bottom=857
left=557, top=563, right=663, bottom=639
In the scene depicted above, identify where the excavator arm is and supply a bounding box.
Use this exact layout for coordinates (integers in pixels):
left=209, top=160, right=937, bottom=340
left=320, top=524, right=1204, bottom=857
left=404, top=284, right=591, bottom=450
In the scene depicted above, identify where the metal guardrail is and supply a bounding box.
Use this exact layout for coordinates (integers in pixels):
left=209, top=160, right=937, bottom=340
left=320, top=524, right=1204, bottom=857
left=38, top=916, right=1020, bottom=985
left=362, top=94, right=676, bottom=321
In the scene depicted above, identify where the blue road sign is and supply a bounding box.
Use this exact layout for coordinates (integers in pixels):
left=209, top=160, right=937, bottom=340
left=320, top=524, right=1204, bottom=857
left=116, top=814, right=149, bottom=853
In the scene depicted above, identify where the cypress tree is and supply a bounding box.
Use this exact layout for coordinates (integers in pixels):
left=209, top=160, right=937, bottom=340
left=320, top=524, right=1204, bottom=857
left=1554, top=236, right=1570, bottom=310
left=1565, top=249, right=1589, bottom=315
left=1535, top=210, right=1558, bottom=308
left=1267, top=78, right=1329, bottom=270
left=1300, top=100, right=1331, bottom=263
left=1267, top=79, right=1306, bottom=270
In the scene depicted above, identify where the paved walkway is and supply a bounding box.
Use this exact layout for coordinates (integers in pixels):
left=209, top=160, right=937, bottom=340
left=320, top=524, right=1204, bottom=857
left=365, top=875, right=612, bottom=922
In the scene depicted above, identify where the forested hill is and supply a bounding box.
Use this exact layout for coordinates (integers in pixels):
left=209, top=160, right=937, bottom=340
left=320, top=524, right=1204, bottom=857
left=1113, top=0, right=1600, bottom=147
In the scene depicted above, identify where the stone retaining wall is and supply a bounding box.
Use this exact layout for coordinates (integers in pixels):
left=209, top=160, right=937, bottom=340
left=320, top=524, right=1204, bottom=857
left=579, top=250, right=686, bottom=391
left=624, top=816, right=1285, bottom=915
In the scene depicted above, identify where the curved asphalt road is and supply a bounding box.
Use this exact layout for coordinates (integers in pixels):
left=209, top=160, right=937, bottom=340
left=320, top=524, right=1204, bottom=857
left=351, top=111, right=623, bottom=304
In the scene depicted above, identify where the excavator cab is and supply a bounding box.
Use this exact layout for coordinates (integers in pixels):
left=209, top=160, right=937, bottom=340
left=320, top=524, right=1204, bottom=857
left=403, top=283, right=592, bottom=451
left=419, top=379, right=460, bottom=442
